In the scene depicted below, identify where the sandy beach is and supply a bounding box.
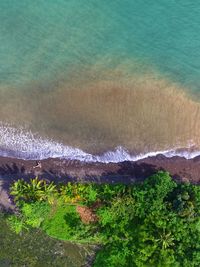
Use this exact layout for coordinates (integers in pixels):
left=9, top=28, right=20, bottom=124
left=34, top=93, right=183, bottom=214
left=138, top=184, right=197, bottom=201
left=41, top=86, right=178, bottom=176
left=1, top=154, right=200, bottom=211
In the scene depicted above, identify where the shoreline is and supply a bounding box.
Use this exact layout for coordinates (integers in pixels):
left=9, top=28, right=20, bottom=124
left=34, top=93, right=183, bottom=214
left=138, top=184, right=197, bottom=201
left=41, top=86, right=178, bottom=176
left=0, top=153, right=200, bottom=182
left=1, top=153, right=200, bottom=211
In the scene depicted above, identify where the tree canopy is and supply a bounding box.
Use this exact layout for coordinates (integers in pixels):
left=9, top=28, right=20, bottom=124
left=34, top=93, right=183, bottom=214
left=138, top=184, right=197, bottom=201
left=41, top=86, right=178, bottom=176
left=8, top=172, right=200, bottom=267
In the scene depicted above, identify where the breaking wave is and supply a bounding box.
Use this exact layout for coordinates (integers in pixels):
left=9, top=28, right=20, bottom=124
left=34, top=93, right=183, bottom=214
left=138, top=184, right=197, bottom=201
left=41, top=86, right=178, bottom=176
left=0, top=123, right=200, bottom=163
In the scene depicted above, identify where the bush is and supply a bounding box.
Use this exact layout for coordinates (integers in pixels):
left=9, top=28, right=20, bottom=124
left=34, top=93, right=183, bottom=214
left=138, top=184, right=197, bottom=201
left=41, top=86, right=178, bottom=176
left=9, top=172, right=200, bottom=266
left=22, top=201, right=50, bottom=228
left=10, top=177, right=57, bottom=203
left=7, top=201, right=50, bottom=233
left=42, top=204, right=83, bottom=240
left=7, top=215, right=26, bottom=234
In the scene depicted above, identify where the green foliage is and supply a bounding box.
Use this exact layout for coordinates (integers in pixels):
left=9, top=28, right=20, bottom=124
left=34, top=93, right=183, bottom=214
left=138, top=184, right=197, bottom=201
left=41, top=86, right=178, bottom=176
left=95, top=172, right=200, bottom=266
left=41, top=204, right=95, bottom=242
left=7, top=215, right=26, bottom=234
left=7, top=201, right=50, bottom=233
left=9, top=172, right=200, bottom=267
left=60, top=182, right=100, bottom=205
left=42, top=205, right=80, bottom=240
left=97, top=195, right=135, bottom=240
left=60, top=182, right=127, bottom=205
left=60, top=182, right=97, bottom=204
left=94, top=242, right=131, bottom=267
left=133, top=171, right=177, bottom=217
left=98, top=183, right=127, bottom=201
left=10, top=177, right=57, bottom=203
left=1, top=213, right=88, bottom=267
left=22, top=201, right=50, bottom=228
left=9, top=179, right=27, bottom=203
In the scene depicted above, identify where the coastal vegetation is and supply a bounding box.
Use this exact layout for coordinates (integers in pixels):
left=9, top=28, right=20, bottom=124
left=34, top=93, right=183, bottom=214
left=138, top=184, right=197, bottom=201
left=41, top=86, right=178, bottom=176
left=6, top=172, right=200, bottom=266
left=0, top=213, right=91, bottom=267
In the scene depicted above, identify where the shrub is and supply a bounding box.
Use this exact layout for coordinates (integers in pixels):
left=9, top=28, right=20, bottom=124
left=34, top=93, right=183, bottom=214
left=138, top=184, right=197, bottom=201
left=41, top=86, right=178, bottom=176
left=8, top=172, right=200, bottom=266
left=7, top=215, right=26, bottom=234
left=10, top=177, right=57, bottom=203
left=42, top=204, right=82, bottom=240
left=22, top=201, right=50, bottom=228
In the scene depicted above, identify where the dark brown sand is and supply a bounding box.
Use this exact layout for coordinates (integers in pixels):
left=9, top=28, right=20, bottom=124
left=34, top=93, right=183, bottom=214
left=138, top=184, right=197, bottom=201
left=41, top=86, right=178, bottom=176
left=1, top=154, right=200, bottom=211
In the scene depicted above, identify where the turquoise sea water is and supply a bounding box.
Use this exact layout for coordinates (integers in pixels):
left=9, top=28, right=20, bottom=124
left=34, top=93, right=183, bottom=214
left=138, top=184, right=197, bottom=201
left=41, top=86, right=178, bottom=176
left=1, top=0, right=200, bottom=160
left=1, top=0, right=200, bottom=88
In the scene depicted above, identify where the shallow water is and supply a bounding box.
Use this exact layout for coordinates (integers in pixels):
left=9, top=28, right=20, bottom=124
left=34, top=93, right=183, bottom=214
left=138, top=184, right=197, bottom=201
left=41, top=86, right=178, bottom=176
left=0, top=213, right=92, bottom=267
left=1, top=0, right=200, bottom=160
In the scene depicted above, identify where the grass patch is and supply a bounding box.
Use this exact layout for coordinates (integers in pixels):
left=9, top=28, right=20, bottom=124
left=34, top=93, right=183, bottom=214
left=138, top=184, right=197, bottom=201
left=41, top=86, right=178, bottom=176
left=8, top=172, right=200, bottom=267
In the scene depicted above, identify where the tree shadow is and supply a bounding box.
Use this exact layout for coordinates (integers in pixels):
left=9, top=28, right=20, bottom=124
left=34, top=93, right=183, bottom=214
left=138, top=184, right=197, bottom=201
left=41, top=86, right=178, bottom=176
left=0, top=159, right=178, bottom=212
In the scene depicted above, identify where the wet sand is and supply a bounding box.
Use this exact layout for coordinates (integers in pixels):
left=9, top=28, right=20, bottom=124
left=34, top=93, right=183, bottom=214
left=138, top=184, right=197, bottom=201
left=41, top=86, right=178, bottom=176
left=1, top=154, right=200, bottom=211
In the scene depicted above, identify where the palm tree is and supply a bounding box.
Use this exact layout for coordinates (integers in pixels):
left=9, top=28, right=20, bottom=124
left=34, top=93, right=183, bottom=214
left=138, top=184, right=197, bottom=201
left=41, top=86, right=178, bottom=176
left=10, top=179, right=27, bottom=202
left=156, top=229, right=175, bottom=250
left=10, top=177, right=57, bottom=203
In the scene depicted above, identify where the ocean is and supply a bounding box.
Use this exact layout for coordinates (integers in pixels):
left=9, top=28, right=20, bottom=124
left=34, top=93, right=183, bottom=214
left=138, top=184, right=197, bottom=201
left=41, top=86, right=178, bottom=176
left=1, top=0, right=200, bottom=162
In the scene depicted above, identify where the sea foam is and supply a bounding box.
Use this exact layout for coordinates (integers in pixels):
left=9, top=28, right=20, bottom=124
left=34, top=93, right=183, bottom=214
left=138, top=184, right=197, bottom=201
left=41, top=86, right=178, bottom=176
left=0, top=123, right=199, bottom=163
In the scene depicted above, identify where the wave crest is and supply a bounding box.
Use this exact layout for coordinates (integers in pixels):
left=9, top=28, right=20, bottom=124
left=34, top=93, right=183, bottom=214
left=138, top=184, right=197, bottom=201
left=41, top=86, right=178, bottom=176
left=0, top=123, right=199, bottom=162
